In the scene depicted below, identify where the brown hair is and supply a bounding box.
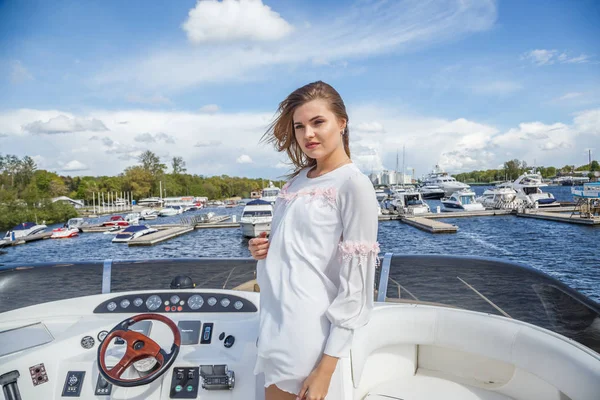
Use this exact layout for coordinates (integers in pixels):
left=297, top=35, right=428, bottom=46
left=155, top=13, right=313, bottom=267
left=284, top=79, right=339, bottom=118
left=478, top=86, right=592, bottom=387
left=262, top=81, right=350, bottom=177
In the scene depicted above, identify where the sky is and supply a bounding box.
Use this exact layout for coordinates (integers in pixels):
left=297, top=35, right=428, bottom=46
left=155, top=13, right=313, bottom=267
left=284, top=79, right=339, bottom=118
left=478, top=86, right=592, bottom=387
left=0, top=0, right=599, bottom=180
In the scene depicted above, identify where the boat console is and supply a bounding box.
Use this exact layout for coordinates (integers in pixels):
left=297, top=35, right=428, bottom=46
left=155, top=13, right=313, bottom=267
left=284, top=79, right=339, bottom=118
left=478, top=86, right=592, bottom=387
left=0, top=289, right=262, bottom=400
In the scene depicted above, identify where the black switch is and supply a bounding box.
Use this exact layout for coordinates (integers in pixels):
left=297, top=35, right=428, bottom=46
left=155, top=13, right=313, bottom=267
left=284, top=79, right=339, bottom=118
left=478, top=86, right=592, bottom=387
left=94, top=373, right=112, bottom=396
left=62, top=371, right=85, bottom=397
left=200, top=323, right=213, bottom=344
left=224, top=335, right=235, bottom=348
left=218, top=332, right=225, bottom=341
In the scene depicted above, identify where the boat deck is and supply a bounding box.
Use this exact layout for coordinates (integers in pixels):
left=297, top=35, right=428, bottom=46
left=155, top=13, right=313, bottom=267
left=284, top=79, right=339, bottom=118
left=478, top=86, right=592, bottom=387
left=401, top=217, right=458, bottom=233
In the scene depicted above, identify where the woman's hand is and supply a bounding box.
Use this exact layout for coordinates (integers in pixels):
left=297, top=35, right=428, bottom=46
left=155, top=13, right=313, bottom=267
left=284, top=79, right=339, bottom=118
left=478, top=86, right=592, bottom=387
left=297, top=355, right=338, bottom=400
left=248, top=231, right=270, bottom=260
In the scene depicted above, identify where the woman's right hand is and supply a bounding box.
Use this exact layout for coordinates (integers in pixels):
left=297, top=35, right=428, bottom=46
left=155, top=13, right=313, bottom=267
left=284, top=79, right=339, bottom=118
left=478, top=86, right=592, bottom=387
left=248, top=231, right=270, bottom=260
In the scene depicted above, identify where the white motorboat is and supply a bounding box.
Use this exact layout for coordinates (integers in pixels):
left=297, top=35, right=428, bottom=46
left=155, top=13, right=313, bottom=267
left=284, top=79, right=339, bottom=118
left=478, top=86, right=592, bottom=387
left=159, top=206, right=183, bottom=217
left=3, top=222, right=47, bottom=241
left=572, top=182, right=600, bottom=199
left=124, top=212, right=141, bottom=225
left=381, top=188, right=430, bottom=215
left=66, top=218, right=86, bottom=231
left=422, top=165, right=470, bottom=196
left=0, top=254, right=598, bottom=400
left=102, top=226, right=124, bottom=235
left=112, top=224, right=158, bottom=243
left=260, top=182, right=280, bottom=204
left=498, top=172, right=558, bottom=207
left=240, top=199, right=273, bottom=238
left=140, top=209, right=159, bottom=220
left=136, top=197, right=164, bottom=208
left=50, top=227, right=80, bottom=239
left=476, top=187, right=525, bottom=210
left=101, top=216, right=130, bottom=228
left=418, top=184, right=446, bottom=200
left=442, top=190, right=485, bottom=212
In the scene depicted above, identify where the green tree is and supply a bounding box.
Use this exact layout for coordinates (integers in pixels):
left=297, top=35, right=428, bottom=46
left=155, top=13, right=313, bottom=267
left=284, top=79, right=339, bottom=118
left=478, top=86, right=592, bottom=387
left=171, top=156, right=187, bottom=175
left=139, top=150, right=166, bottom=176
left=591, top=160, right=599, bottom=171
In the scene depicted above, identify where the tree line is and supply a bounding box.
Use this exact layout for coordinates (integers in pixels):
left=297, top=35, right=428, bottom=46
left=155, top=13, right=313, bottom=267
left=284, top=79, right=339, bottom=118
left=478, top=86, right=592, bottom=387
left=452, top=159, right=599, bottom=183
left=0, top=151, right=285, bottom=230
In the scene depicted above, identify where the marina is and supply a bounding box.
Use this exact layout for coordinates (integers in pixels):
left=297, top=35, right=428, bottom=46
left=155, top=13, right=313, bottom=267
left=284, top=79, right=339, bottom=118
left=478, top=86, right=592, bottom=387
left=401, top=216, right=458, bottom=233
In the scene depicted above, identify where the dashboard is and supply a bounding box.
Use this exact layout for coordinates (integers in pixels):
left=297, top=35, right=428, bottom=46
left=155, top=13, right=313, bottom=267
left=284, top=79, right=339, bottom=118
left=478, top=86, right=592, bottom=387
left=0, top=289, right=264, bottom=400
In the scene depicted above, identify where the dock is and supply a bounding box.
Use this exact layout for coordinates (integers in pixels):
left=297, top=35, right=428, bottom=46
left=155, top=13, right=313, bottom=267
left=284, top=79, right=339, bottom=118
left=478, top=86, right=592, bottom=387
left=401, top=217, right=458, bottom=233
left=1, top=232, right=53, bottom=247
left=423, top=210, right=514, bottom=219
left=128, top=226, right=195, bottom=246
left=516, top=211, right=600, bottom=226
left=194, top=222, right=240, bottom=229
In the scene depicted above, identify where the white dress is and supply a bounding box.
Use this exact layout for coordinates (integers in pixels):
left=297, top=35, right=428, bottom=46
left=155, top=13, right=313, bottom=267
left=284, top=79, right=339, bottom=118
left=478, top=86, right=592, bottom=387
left=254, top=163, right=380, bottom=396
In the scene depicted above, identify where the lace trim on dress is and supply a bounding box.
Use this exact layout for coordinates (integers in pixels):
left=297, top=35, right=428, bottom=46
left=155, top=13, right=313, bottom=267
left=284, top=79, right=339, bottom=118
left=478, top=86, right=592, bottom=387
left=338, top=240, right=381, bottom=266
left=278, top=187, right=337, bottom=208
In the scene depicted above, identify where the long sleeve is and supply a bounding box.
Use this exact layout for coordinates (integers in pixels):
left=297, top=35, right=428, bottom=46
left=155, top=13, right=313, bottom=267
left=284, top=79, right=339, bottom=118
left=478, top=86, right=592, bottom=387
left=324, top=172, right=380, bottom=358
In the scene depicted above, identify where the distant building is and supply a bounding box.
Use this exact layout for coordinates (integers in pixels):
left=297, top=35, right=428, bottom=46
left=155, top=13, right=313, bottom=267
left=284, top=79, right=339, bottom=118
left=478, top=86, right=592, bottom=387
left=52, top=196, right=84, bottom=208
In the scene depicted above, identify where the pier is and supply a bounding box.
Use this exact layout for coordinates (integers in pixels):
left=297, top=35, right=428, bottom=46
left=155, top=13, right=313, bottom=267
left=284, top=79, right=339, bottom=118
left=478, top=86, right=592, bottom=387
left=517, top=211, right=600, bottom=226
left=1, top=232, right=53, bottom=247
left=128, top=226, right=195, bottom=246
left=401, top=217, right=458, bottom=233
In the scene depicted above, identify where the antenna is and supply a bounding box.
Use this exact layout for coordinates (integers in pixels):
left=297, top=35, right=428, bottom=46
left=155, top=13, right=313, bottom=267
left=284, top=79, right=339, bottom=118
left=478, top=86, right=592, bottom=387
left=402, top=145, right=406, bottom=186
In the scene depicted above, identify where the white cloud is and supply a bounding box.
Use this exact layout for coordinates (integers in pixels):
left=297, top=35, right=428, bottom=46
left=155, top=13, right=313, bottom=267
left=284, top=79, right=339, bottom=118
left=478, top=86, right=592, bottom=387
left=522, top=49, right=591, bottom=66
left=470, top=80, right=522, bottom=95
left=61, top=160, right=89, bottom=172
left=126, top=94, right=171, bottom=105
left=133, top=133, right=155, bottom=143
left=134, top=132, right=175, bottom=144
left=182, top=0, right=293, bottom=44
left=236, top=154, right=253, bottom=164
left=10, top=60, right=34, bottom=84
left=195, top=140, right=222, bottom=147
left=95, top=0, right=497, bottom=91
left=199, top=104, right=220, bottom=114
left=557, top=92, right=584, bottom=101
left=275, top=161, right=290, bottom=169
left=22, top=115, right=108, bottom=134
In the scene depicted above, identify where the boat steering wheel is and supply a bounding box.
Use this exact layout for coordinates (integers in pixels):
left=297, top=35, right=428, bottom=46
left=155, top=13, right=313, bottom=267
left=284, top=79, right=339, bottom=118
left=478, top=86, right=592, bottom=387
left=97, top=313, right=181, bottom=387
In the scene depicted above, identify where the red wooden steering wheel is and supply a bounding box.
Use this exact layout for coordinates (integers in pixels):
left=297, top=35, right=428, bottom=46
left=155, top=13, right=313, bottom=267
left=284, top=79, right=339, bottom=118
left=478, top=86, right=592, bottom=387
left=97, top=313, right=181, bottom=387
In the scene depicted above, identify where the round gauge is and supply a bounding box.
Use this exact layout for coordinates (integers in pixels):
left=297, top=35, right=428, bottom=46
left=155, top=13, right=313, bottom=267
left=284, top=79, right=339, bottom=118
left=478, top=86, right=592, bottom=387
left=187, top=295, right=204, bottom=310
left=145, top=295, right=162, bottom=311
left=80, top=336, right=95, bottom=349
left=170, top=295, right=180, bottom=305
left=97, top=330, right=108, bottom=342
left=133, top=356, right=158, bottom=373
left=107, top=302, right=117, bottom=312
left=234, top=300, right=243, bottom=310
left=120, top=299, right=130, bottom=308
left=220, top=298, right=230, bottom=307
left=133, top=298, right=143, bottom=307
left=207, top=297, right=217, bottom=307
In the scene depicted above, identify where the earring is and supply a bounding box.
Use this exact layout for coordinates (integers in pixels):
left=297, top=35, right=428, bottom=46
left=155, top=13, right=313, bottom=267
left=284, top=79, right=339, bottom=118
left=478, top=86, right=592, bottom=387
left=340, top=130, right=345, bottom=135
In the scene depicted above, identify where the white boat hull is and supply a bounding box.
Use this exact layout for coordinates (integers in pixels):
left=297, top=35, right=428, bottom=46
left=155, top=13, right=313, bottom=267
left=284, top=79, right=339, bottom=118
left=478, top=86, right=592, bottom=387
left=240, top=221, right=271, bottom=238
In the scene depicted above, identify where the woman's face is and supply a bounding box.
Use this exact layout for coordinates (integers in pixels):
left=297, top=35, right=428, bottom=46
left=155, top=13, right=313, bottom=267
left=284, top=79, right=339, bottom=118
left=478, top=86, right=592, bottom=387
left=293, top=99, right=346, bottom=161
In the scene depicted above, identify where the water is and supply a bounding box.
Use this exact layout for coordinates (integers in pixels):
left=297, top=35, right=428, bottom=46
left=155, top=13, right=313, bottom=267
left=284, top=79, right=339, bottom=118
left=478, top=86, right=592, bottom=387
left=1, top=186, right=598, bottom=302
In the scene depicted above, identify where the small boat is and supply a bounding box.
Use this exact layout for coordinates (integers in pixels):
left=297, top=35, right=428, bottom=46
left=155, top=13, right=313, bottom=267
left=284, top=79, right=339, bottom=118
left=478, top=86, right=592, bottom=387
left=101, top=216, right=130, bottom=227
left=240, top=199, right=273, bottom=238
left=51, top=227, right=79, bottom=239
left=140, top=209, right=160, bottom=220
left=112, top=225, right=158, bottom=243
left=66, top=217, right=86, bottom=231
left=124, top=212, right=141, bottom=224
left=418, top=184, right=446, bottom=199
left=442, top=190, right=485, bottom=212
left=159, top=206, right=183, bottom=216
left=3, top=222, right=47, bottom=241
left=499, top=172, right=558, bottom=207
left=382, top=187, right=430, bottom=215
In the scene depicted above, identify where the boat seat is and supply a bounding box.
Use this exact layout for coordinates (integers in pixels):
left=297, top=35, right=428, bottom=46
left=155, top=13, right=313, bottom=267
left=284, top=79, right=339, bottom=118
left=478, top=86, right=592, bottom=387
left=364, top=371, right=511, bottom=400
left=351, top=304, right=600, bottom=400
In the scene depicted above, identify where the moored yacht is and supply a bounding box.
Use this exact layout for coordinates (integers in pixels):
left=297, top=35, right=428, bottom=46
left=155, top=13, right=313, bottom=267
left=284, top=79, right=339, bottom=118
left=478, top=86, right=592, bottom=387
left=260, top=182, right=280, bottom=204
left=422, top=165, right=470, bottom=196
left=140, top=209, right=160, bottom=220
left=240, top=199, right=273, bottom=237
left=3, top=222, right=47, bottom=241
left=0, top=255, right=598, bottom=400
left=499, top=172, right=558, bottom=207
left=159, top=206, right=183, bottom=217
left=382, top=187, right=430, bottom=215
left=476, top=187, right=525, bottom=210
left=112, top=224, right=158, bottom=243
left=442, top=190, right=485, bottom=212
left=418, top=184, right=446, bottom=199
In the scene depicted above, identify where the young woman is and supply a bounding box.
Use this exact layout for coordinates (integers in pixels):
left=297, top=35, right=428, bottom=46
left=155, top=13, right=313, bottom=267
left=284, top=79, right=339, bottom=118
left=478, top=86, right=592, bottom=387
left=249, top=81, right=380, bottom=400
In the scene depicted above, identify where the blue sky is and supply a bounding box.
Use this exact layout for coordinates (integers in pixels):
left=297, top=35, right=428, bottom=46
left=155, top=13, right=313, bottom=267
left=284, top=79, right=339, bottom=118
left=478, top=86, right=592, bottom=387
left=1, top=0, right=599, bottom=178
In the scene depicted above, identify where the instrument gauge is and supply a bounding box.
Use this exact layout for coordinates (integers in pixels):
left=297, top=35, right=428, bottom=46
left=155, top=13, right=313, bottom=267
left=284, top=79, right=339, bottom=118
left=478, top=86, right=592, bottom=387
left=145, top=295, right=162, bottom=311
left=133, top=298, right=143, bottom=307
left=220, top=298, right=230, bottom=307
left=207, top=297, right=217, bottom=306
left=120, top=299, right=130, bottom=308
left=170, top=295, right=180, bottom=305
left=107, top=302, right=117, bottom=312
left=187, top=295, right=204, bottom=310
left=234, top=301, right=243, bottom=310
